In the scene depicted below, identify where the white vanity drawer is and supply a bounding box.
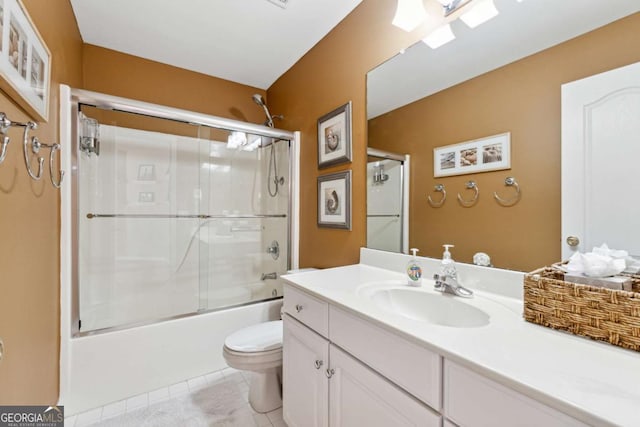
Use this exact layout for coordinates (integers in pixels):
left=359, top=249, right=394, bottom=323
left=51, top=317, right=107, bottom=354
left=329, top=305, right=442, bottom=411
left=283, top=284, right=329, bottom=338
left=444, top=360, right=588, bottom=427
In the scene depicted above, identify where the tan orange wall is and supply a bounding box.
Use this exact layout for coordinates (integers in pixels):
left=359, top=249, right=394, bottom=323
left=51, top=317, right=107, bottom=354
left=0, top=0, right=83, bottom=404
left=82, top=44, right=267, bottom=125
left=268, top=0, right=421, bottom=268
left=368, top=14, right=640, bottom=271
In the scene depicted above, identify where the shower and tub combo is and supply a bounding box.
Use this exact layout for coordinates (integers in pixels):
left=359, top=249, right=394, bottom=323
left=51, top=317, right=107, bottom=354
left=59, top=86, right=300, bottom=414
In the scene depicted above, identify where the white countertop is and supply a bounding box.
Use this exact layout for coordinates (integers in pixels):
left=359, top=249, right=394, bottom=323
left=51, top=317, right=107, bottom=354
left=282, top=249, right=640, bottom=427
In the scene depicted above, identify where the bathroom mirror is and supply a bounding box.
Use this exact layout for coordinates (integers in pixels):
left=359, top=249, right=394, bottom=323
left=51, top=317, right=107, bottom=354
left=365, top=1, right=640, bottom=271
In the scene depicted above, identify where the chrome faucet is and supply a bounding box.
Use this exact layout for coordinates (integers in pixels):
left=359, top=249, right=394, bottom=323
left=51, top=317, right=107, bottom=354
left=433, top=273, right=473, bottom=298
left=261, top=272, right=277, bottom=281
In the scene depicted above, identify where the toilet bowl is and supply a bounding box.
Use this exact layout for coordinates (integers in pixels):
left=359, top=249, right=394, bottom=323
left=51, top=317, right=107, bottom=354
left=223, top=320, right=283, bottom=413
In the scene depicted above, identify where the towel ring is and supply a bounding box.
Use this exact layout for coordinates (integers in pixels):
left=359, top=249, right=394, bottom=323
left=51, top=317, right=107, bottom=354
left=457, top=180, right=479, bottom=207
left=22, top=122, right=44, bottom=180
left=494, top=177, right=520, bottom=206
left=427, top=184, right=446, bottom=208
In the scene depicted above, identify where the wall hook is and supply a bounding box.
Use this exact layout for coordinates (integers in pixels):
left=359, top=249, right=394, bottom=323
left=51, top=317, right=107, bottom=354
left=22, top=123, right=44, bottom=180
left=48, top=143, right=64, bottom=188
left=427, top=184, right=446, bottom=207
left=0, top=113, right=11, bottom=164
left=457, top=180, right=479, bottom=207
left=494, top=176, right=520, bottom=206
left=0, top=135, right=9, bottom=164
left=33, top=137, right=64, bottom=188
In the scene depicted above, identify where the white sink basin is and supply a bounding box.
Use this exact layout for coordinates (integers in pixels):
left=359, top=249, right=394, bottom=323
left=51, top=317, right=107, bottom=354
left=363, top=286, right=490, bottom=328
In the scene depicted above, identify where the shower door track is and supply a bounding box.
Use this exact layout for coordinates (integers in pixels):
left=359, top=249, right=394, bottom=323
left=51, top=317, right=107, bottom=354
left=85, top=213, right=287, bottom=219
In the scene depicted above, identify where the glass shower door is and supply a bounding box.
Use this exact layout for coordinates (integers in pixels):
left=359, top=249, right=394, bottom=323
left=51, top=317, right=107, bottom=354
left=78, top=113, right=207, bottom=332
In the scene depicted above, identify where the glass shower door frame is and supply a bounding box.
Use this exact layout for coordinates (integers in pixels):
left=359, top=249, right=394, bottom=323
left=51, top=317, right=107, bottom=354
left=68, top=88, right=298, bottom=337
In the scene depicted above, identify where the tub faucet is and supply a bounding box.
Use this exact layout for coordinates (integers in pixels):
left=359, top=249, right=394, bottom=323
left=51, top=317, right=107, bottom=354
left=433, top=273, right=473, bottom=298
left=261, top=272, right=277, bottom=281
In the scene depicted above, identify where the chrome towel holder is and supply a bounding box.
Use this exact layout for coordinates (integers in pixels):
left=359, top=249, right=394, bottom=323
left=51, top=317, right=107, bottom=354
left=0, top=112, right=64, bottom=189
left=457, top=180, right=479, bottom=207
left=494, top=176, right=520, bottom=206
left=427, top=184, right=446, bottom=207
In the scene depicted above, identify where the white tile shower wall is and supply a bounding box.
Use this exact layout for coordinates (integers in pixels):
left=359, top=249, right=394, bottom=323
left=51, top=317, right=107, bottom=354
left=367, top=159, right=403, bottom=253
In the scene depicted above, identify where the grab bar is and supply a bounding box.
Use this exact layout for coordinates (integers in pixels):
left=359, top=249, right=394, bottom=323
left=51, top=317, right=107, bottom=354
left=367, top=214, right=401, bottom=218
left=86, top=213, right=287, bottom=219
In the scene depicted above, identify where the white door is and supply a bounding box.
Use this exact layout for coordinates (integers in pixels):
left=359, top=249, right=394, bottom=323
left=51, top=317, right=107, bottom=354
left=329, top=345, right=441, bottom=427
left=282, top=315, right=329, bottom=427
left=561, top=61, right=640, bottom=260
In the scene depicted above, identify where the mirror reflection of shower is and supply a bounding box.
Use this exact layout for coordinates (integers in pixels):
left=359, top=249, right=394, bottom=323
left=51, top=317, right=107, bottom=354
left=366, top=148, right=410, bottom=254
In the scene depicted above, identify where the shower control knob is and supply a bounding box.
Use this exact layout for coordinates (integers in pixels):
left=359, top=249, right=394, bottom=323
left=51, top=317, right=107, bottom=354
left=314, top=360, right=323, bottom=369
left=566, top=236, right=580, bottom=247
left=295, top=304, right=303, bottom=313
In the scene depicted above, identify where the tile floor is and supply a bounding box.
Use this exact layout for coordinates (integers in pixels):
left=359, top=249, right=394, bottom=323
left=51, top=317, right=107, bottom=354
left=64, top=367, right=286, bottom=427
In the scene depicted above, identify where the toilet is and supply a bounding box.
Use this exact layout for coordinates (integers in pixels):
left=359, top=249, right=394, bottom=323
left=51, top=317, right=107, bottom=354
left=223, top=320, right=283, bottom=413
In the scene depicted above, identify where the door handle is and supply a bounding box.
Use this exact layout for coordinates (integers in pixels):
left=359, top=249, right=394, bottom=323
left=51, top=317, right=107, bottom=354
left=325, top=368, right=335, bottom=378
left=566, top=236, right=580, bottom=247
left=295, top=304, right=303, bottom=313
left=314, top=360, right=323, bottom=369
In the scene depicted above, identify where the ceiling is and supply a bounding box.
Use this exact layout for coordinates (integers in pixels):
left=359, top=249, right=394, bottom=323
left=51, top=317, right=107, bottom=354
left=368, top=0, right=640, bottom=119
left=70, top=0, right=363, bottom=90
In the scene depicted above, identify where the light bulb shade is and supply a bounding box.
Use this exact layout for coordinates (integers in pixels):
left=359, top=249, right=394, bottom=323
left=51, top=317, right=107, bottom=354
left=422, top=23, right=455, bottom=49
left=227, top=131, right=247, bottom=149
left=460, top=0, right=499, bottom=28
left=392, top=0, right=427, bottom=32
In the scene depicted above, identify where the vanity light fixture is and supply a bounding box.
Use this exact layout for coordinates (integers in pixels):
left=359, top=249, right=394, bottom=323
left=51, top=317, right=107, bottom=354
left=392, top=0, right=428, bottom=32
left=459, top=0, right=499, bottom=28
left=422, top=23, right=456, bottom=49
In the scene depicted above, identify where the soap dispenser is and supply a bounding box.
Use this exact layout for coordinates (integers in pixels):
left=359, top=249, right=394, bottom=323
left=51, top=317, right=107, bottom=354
left=440, top=244, right=457, bottom=278
left=406, top=248, right=423, bottom=287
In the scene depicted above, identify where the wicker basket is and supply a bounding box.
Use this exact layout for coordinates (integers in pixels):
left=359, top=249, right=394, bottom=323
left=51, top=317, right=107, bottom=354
left=523, top=266, right=640, bottom=351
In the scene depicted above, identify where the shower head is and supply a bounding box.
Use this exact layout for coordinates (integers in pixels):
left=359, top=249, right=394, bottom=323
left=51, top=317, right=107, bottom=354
left=252, top=94, right=266, bottom=107
left=252, top=94, right=275, bottom=128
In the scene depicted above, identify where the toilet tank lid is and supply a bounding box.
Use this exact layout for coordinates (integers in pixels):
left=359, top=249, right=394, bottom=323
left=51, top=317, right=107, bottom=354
left=225, top=320, right=283, bottom=352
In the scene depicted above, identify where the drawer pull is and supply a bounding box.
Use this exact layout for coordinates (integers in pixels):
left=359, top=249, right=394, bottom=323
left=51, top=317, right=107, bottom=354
left=314, top=360, right=323, bottom=369
left=325, top=368, right=335, bottom=379
left=295, top=304, right=303, bottom=313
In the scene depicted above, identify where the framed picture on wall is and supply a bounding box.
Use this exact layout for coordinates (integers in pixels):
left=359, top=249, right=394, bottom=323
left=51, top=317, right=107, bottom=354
left=433, top=132, right=511, bottom=177
left=0, top=0, right=51, bottom=122
left=317, top=101, right=352, bottom=168
left=317, top=170, right=351, bottom=230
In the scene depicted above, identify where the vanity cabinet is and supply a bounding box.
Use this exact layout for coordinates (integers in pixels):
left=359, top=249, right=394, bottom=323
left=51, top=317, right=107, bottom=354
left=283, top=315, right=440, bottom=427
left=443, top=361, right=588, bottom=427
left=329, top=344, right=441, bottom=427
left=282, top=313, right=329, bottom=427
left=283, top=283, right=588, bottom=427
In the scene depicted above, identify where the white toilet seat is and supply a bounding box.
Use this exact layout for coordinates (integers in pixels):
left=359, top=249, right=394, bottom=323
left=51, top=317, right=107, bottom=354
left=223, top=320, right=283, bottom=372
left=223, top=346, right=282, bottom=371
left=224, top=320, right=283, bottom=352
